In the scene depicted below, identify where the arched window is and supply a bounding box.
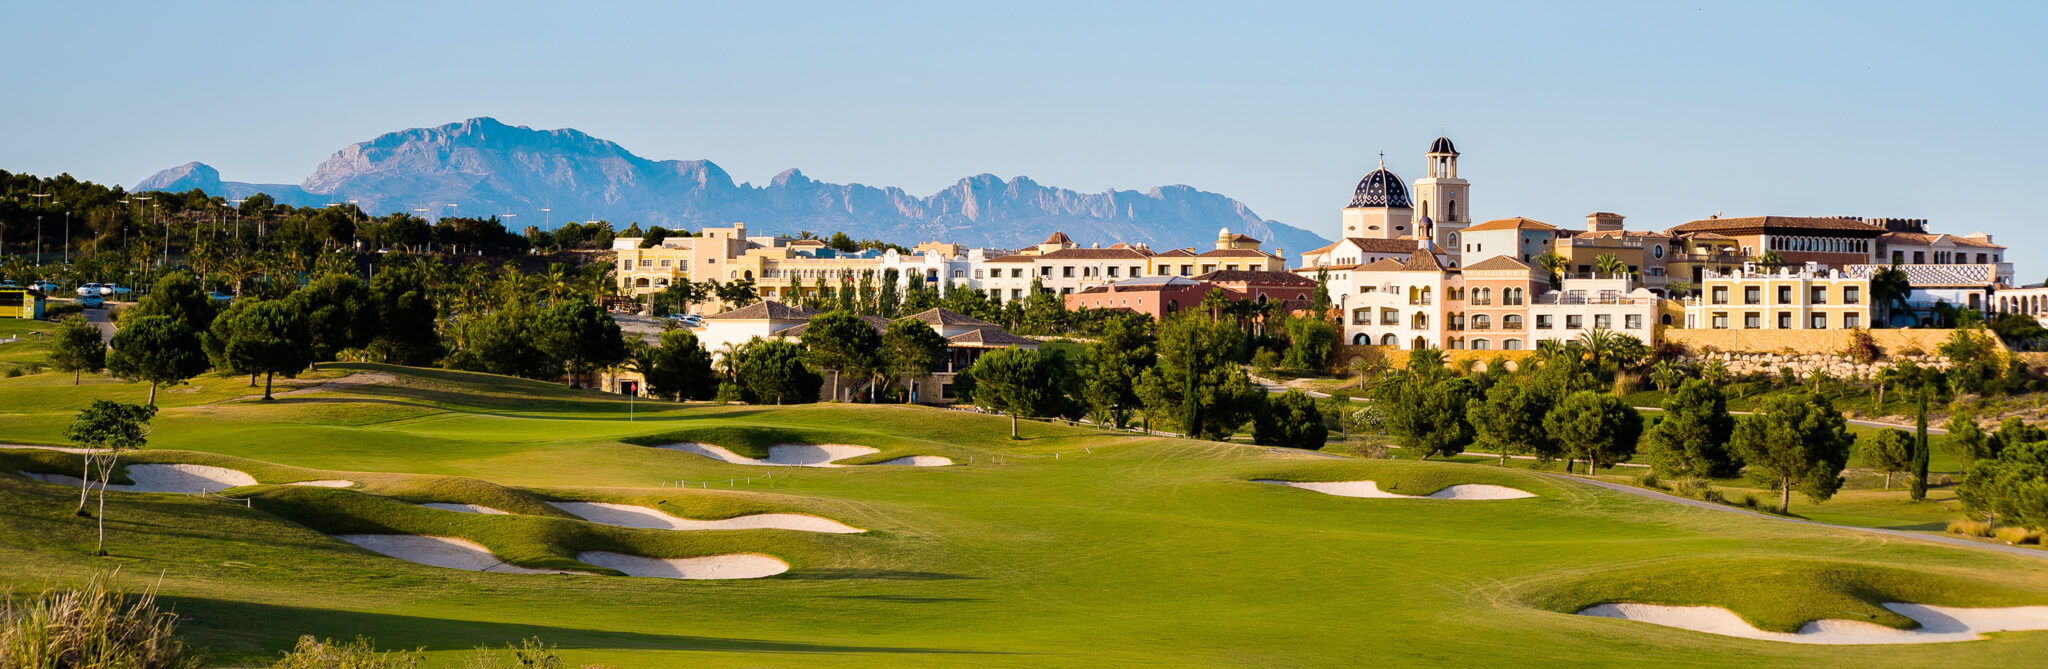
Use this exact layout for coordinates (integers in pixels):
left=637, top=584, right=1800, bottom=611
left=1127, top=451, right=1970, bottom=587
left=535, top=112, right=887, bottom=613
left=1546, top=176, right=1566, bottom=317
left=1503, top=315, right=1523, bottom=330
left=1381, top=334, right=1398, bottom=346
left=1412, top=336, right=1427, bottom=350
left=744, top=270, right=754, bottom=281
left=635, top=278, right=650, bottom=288
left=1471, top=338, right=1490, bottom=351
left=1471, top=315, right=1491, bottom=330
left=1504, top=339, right=1523, bottom=351
left=1353, top=333, right=1368, bottom=345
left=1448, top=199, right=1458, bottom=221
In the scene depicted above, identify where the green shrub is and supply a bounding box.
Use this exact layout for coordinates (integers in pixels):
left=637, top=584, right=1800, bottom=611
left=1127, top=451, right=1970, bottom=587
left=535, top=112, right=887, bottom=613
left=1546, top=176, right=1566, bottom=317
left=463, top=637, right=605, bottom=669
left=1947, top=519, right=1994, bottom=537
left=274, top=635, right=420, bottom=668
left=1993, top=526, right=2042, bottom=545
left=0, top=572, right=201, bottom=669
left=43, top=302, right=84, bottom=319
left=1741, top=493, right=1761, bottom=509
left=1637, top=472, right=1659, bottom=489
left=714, top=381, right=744, bottom=405
left=2, top=367, right=19, bottom=378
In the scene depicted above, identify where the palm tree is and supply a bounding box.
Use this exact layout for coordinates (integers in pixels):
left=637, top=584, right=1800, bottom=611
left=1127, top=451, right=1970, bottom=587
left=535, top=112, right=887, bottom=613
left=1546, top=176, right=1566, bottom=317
left=1535, top=251, right=1567, bottom=283
left=1593, top=253, right=1629, bottom=278
left=1868, top=264, right=1912, bottom=328
left=1755, top=250, right=1786, bottom=266
left=1575, top=327, right=1620, bottom=371
left=1650, top=360, right=1687, bottom=393
left=1665, top=279, right=1692, bottom=299
left=1701, top=360, right=1729, bottom=386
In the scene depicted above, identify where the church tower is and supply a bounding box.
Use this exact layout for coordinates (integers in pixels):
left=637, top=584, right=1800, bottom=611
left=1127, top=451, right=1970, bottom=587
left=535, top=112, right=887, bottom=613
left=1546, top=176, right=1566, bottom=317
left=1411, top=136, right=1469, bottom=259
left=1340, top=157, right=1415, bottom=240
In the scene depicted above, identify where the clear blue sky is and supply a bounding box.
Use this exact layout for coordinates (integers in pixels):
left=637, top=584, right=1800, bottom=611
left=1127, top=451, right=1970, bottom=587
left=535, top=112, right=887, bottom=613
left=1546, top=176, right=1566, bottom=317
left=4, top=1, right=2043, bottom=276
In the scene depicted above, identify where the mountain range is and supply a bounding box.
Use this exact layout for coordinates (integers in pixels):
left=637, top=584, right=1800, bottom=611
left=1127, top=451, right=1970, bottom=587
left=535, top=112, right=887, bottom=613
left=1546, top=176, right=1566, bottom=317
left=136, top=117, right=1330, bottom=256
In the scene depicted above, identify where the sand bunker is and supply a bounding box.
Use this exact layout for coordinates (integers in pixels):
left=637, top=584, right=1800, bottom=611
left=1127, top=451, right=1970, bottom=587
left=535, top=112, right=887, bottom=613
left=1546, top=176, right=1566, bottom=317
left=1256, top=479, right=1534, bottom=500
left=576, top=551, right=788, bottom=580
left=871, top=455, right=954, bottom=466
left=658, top=442, right=880, bottom=467
left=286, top=479, right=354, bottom=488
left=420, top=503, right=511, bottom=515
left=335, top=535, right=574, bottom=574
left=1579, top=602, right=2048, bottom=645
left=21, top=464, right=258, bottom=494
left=547, top=501, right=863, bottom=534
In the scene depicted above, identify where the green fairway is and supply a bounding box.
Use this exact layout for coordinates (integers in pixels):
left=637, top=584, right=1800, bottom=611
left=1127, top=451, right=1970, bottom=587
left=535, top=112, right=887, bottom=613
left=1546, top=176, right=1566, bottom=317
left=3, top=364, right=2047, bottom=667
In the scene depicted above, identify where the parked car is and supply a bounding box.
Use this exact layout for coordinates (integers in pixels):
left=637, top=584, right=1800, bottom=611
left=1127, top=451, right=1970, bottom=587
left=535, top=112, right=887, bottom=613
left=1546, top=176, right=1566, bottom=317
left=79, top=294, right=104, bottom=309
left=76, top=283, right=101, bottom=297
left=206, top=291, right=234, bottom=303
left=31, top=281, right=58, bottom=292
left=105, top=284, right=132, bottom=297
left=0, top=280, right=16, bottom=288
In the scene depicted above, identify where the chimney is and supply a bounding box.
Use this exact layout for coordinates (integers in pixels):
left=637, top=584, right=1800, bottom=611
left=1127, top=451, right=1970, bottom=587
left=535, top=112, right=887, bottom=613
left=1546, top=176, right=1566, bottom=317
left=1586, top=212, right=1625, bottom=233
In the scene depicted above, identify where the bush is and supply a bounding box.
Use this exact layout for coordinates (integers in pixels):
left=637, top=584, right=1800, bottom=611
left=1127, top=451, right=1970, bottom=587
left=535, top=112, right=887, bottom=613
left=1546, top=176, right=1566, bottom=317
left=275, top=636, right=420, bottom=668
left=1947, top=519, right=1994, bottom=537
left=0, top=572, right=201, bottom=669
left=713, top=381, right=744, bottom=405
left=1993, top=526, right=2043, bottom=545
left=43, top=302, right=84, bottom=319
left=1741, top=494, right=1761, bottom=509
left=1638, top=472, right=1660, bottom=489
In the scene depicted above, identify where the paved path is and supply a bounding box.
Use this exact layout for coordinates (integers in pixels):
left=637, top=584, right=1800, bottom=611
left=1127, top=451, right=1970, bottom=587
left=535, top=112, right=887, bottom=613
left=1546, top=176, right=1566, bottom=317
left=1554, top=473, right=2045, bottom=561
left=82, top=303, right=116, bottom=343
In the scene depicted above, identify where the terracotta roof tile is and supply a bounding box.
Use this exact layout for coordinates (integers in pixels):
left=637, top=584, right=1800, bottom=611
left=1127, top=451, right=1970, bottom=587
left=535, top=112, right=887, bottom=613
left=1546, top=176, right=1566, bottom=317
left=1192, top=270, right=1318, bottom=286
left=1667, top=216, right=1887, bottom=235
left=1463, top=217, right=1557, bottom=233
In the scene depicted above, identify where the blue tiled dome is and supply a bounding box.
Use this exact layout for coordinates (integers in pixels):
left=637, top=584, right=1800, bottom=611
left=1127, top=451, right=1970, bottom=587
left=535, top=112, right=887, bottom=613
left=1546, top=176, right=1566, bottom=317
left=1349, top=166, right=1411, bottom=208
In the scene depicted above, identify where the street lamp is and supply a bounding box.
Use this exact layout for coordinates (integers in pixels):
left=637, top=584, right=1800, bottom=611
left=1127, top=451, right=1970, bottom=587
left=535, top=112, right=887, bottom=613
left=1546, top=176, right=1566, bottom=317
left=540, top=206, right=551, bottom=231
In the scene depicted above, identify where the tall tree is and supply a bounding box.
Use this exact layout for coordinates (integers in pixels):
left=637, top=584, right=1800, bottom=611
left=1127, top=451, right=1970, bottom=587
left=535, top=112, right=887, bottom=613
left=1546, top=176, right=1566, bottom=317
left=1384, top=375, right=1478, bottom=460
left=48, top=314, right=106, bottom=385
left=1732, top=390, right=1855, bottom=513
left=1944, top=410, right=1993, bottom=468
left=1956, top=441, right=2048, bottom=531
left=880, top=318, right=947, bottom=404
left=207, top=300, right=315, bottom=400
left=536, top=301, right=629, bottom=388
left=967, top=347, right=1051, bottom=439
left=1253, top=390, right=1327, bottom=450
left=1082, top=313, right=1155, bottom=427
left=801, top=311, right=882, bottom=402
left=65, top=400, right=157, bottom=554
left=368, top=266, right=442, bottom=365
left=1911, top=386, right=1932, bottom=501
left=1544, top=390, right=1642, bottom=474
left=106, top=315, right=209, bottom=406
left=1642, top=379, right=1740, bottom=479
left=1136, top=315, right=1262, bottom=440
left=287, top=274, right=380, bottom=362
left=1467, top=381, right=1555, bottom=466
left=126, top=270, right=216, bottom=334
left=642, top=328, right=715, bottom=401
left=1860, top=428, right=1914, bottom=491
left=736, top=338, right=823, bottom=404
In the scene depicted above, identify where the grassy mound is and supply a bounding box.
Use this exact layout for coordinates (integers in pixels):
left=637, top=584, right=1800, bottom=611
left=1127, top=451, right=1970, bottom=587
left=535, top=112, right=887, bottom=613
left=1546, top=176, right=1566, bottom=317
left=1524, top=557, right=2048, bottom=632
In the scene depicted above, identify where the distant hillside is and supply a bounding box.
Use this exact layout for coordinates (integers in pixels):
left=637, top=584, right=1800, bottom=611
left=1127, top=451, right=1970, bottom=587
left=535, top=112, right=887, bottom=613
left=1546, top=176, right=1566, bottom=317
left=136, top=117, right=1329, bottom=256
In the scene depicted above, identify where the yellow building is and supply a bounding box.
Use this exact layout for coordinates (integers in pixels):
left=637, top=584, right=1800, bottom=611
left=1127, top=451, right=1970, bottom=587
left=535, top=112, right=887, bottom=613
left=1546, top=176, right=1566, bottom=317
left=1684, top=263, right=1872, bottom=331
left=0, top=287, right=46, bottom=319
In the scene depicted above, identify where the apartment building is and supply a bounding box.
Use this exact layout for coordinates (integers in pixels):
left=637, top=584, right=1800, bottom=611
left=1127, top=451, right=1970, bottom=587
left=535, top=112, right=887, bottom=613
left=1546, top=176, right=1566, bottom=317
left=1456, top=256, right=1546, bottom=351
left=1528, top=276, right=1662, bottom=345
left=1683, top=263, right=1872, bottom=331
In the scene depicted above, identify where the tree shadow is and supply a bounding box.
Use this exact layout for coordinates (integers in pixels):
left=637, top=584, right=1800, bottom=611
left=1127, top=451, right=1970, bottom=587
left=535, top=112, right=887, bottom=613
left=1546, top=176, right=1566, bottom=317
left=775, top=569, right=981, bottom=581
left=161, top=595, right=1014, bottom=662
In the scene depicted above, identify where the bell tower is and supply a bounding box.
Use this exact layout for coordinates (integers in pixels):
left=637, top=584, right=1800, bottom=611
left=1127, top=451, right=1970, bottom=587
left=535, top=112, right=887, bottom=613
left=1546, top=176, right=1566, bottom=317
left=1412, top=137, right=1469, bottom=258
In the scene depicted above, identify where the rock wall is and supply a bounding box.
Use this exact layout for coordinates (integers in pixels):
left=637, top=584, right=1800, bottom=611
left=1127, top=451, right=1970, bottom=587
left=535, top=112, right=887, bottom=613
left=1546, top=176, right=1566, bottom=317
left=1686, top=350, right=1950, bottom=380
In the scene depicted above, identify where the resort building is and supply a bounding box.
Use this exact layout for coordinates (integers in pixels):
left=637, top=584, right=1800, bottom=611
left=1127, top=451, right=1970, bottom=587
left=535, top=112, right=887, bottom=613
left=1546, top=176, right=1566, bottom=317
left=1459, top=217, right=1560, bottom=265
left=1528, top=275, right=1663, bottom=345
left=1064, top=276, right=1214, bottom=319
left=1456, top=256, right=1546, bottom=351
left=1683, top=263, right=1872, bottom=331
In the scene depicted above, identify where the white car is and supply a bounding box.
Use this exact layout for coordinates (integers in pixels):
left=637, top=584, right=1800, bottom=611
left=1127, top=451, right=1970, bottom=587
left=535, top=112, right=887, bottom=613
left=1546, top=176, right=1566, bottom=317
left=79, top=294, right=104, bottom=309
left=77, top=283, right=101, bottom=297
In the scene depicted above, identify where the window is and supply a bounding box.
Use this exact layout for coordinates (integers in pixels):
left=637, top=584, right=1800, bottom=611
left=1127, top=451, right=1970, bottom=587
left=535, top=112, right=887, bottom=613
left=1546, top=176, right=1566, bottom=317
left=1913, top=251, right=1925, bottom=263
left=1536, top=315, right=1554, bottom=329
left=1712, top=313, right=1729, bottom=329
left=1041, top=266, right=1053, bottom=277
left=1131, top=266, right=1143, bottom=277
left=1811, top=287, right=1827, bottom=304
left=1471, top=315, right=1491, bottom=330
left=1777, top=312, right=1793, bottom=329
left=1504, top=315, right=1524, bottom=330
left=1777, top=286, right=1793, bottom=304
left=1744, top=287, right=1761, bottom=305
left=1180, top=264, right=1193, bottom=276
left=1625, top=315, right=1642, bottom=330
left=1845, top=313, right=1861, bottom=329
left=1594, top=314, right=1612, bottom=329
left=1011, top=289, right=1023, bottom=300
left=1062, top=266, right=1075, bottom=278
left=1381, top=309, right=1400, bottom=326
left=1844, top=286, right=1861, bottom=304
left=659, top=259, right=672, bottom=268
left=975, top=269, right=985, bottom=279
left=1565, top=315, right=1584, bottom=329
left=1744, top=312, right=1761, bottom=329
left=1107, top=266, right=1120, bottom=278
left=1891, top=251, right=1905, bottom=264
left=1471, top=338, right=1490, bottom=351
left=1353, top=309, right=1370, bottom=325
left=1011, top=268, right=1024, bottom=278
left=1504, top=339, right=1523, bottom=350
left=1811, top=313, right=1828, bottom=329
left=1712, top=287, right=1729, bottom=305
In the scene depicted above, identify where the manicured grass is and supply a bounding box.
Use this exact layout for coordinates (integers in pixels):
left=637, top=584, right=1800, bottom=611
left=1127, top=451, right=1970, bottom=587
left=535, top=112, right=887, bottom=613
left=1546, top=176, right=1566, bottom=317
left=3, top=364, right=2048, bottom=666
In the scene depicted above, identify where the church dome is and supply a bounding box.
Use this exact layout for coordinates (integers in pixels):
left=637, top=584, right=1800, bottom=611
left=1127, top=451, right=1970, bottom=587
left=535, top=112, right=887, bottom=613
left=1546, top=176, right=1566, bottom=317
left=1349, top=165, right=1411, bottom=208
left=1429, top=136, right=1457, bottom=155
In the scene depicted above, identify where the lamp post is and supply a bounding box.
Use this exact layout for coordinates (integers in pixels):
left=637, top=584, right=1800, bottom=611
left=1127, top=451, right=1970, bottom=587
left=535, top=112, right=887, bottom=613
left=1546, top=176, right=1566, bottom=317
left=62, top=210, right=70, bottom=265
left=27, top=193, right=52, bottom=264
left=540, top=206, right=551, bottom=231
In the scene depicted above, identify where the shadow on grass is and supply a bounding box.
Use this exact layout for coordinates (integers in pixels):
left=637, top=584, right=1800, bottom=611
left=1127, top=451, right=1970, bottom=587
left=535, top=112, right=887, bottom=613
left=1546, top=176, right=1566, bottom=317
left=827, top=594, right=984, bottom=603
left=1883, top=521, right=1950, bottom=532
left=164, top=595, right=1014, bottom=662
left=776, top=569, right=981, bottom=581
